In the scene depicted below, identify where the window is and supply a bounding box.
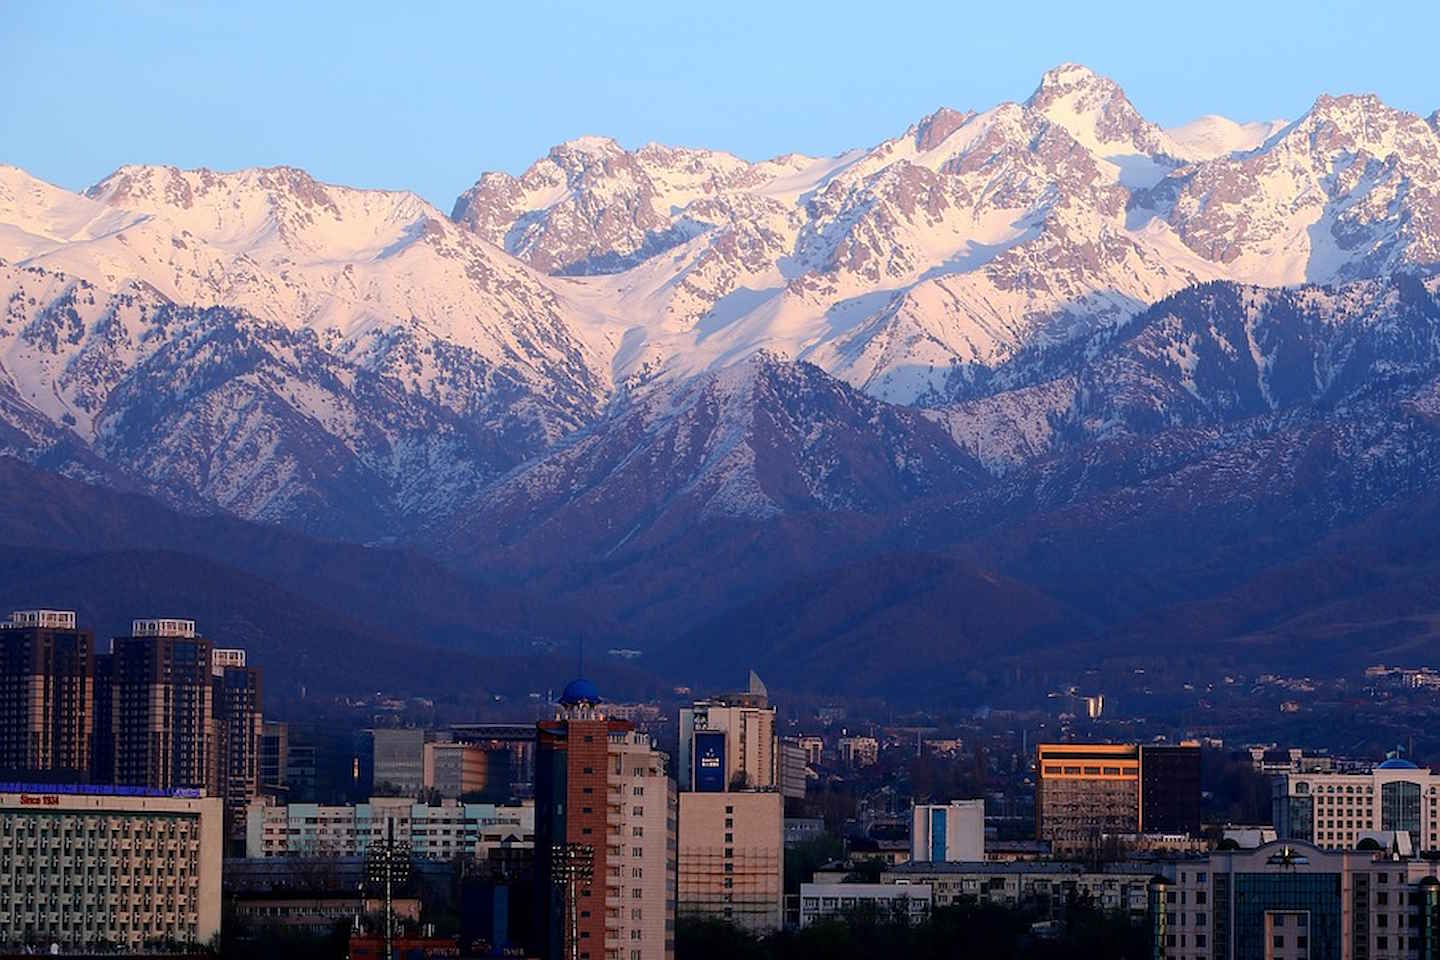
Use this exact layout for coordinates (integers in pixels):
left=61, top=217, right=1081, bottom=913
left=1273, top=935, right=1284, bottom=948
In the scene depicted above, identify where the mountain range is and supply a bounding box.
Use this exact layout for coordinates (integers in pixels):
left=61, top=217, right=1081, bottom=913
left=2, top=64, right=1440, bottom=700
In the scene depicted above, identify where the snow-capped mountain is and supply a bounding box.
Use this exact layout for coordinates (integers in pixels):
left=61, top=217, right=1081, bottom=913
left=2, top=64, right=1439, bottom=540
left=0, top=163, right=621, bottom=533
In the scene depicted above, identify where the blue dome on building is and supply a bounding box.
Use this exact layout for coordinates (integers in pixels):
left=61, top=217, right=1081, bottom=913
left=560, top=677, right=601, bottom=706
left=1378, top=757, right=1418, bottom=770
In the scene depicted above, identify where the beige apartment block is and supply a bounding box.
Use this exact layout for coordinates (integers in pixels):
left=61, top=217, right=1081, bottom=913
left=0, top=790, right=223, bottom=951
left=678, top=791, right=783, bottom=934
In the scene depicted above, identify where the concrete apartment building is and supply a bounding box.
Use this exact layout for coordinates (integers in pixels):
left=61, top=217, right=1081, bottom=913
left=212, top=648, right=262, bottom=854
left=1153, top=840, right=1440, bottom=960
left=882, top=860, right=1163, bottom=919
left=109, top=619, right=217, bottom=794
left=799, top=883, right=932, bottom=927
left=677, top=792, right=784, bottom=933
left=246, top=797, right=533, bottom=859
left=423, top=740, right=513, bottom=799
left=1035, top=743, right=1142, bottom=856
left=0, top=787, right=223, bottom=951
left=536, top=678, right=675, bottom=960
left=1035, top=742, right=1203, bottom=856
left=677, top=672, right=776, bottom=792
left=911, top=800, right=985, bottom=863
left=1273, top=759, right=1440, bottom=852
left=0, top=610, right=94, bottom=780
left=837, top=736, right=879, bottom=769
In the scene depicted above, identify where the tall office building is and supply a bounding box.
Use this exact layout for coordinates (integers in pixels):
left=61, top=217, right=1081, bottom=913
left=110, top=618, right=217, bottom=793
left=911, top=800, right=985, bottom=863
left=1034, top=743, right=1141, bottom=857
left=1140, top=743, right=1203, bottom=835
left=677, top=672, right=776, bottom=792
left=213, top=651, right=263, bottom=853
left=536, top=678, right=675, bottom=960
left=676, top=675, right=784, bottom=934
left=0, top=610, right=94, bottom=780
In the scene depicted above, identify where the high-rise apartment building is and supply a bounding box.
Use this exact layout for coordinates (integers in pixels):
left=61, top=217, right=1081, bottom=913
left=0, top=787, right=223, bottom=951
left=675, top=675, right=784, bottom=935
left=0, top=610, right=94, bottom=780
left=779, top=738, right=808, bottom=800
left=536, top=678, right=675, bottom=960
left=677, top=672, right=776, bottom=792
left=213, top=653, right=262, bottom=853
left=1034, top=743, right=1141, bottom=857
left=110, top=619, right=217, bottom=793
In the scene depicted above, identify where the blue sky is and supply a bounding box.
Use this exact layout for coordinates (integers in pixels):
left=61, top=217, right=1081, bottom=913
left=3, top=1, right=1436, bottom=207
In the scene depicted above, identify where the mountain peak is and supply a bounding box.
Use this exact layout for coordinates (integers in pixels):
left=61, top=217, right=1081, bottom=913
left=1032, top=63, right=1112, bottom=95
left=553, top=135, right=624, bottom=157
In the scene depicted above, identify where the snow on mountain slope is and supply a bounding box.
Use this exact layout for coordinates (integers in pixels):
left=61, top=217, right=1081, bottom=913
left=455, top=67, right=1440, bottom=410
left=5, top=64, right=1440, bottom=541
left=0, top=261, right=557, bottom=536
left=1022, top=63, right=1184, bottom=187
left=452, top=66, right=1228, bottom=405
left=448, top=352, right=989, bottom=562
left=1166, top=115, right=1288, bottom=161
left=9, top=164, right=614, bottom=432
left=928, top=274, right=1440, bottom=468
left=1134, top=95, right=1440, bottom=285
left=0, top=165, right=622, bottom=533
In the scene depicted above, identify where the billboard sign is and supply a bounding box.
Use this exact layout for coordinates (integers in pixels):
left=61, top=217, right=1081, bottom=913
left=694, top=731, right=727, bottom=792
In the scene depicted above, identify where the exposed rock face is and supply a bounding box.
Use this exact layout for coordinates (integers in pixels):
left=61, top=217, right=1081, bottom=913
left=3, top=64, right=1440, bottom=546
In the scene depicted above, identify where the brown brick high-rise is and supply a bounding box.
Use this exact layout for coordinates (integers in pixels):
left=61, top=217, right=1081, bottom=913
left=536, top=678, right=674, bottom=960
left=0, top=610, right=93, bottom=780
left=110, top=619, right=216, bottom=793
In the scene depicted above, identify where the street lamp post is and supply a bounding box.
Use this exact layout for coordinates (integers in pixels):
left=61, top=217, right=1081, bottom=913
left=366, top=818, right=412, bottom=960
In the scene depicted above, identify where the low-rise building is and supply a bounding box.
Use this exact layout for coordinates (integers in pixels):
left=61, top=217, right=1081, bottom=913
left=799, top=882, right=931, bottom=927
left=0, top=786, right=223, bottom=951
left=245, top=797, right=533, bottom=860
left=885, top=860, right=1169, bottom=919
left=837, top=736, right=879, bottom=769
left=784, top=817, right=826, bottom=848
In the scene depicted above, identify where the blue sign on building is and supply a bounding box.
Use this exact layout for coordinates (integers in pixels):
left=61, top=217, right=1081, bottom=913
left=694, top=731, right=727, bottom=792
